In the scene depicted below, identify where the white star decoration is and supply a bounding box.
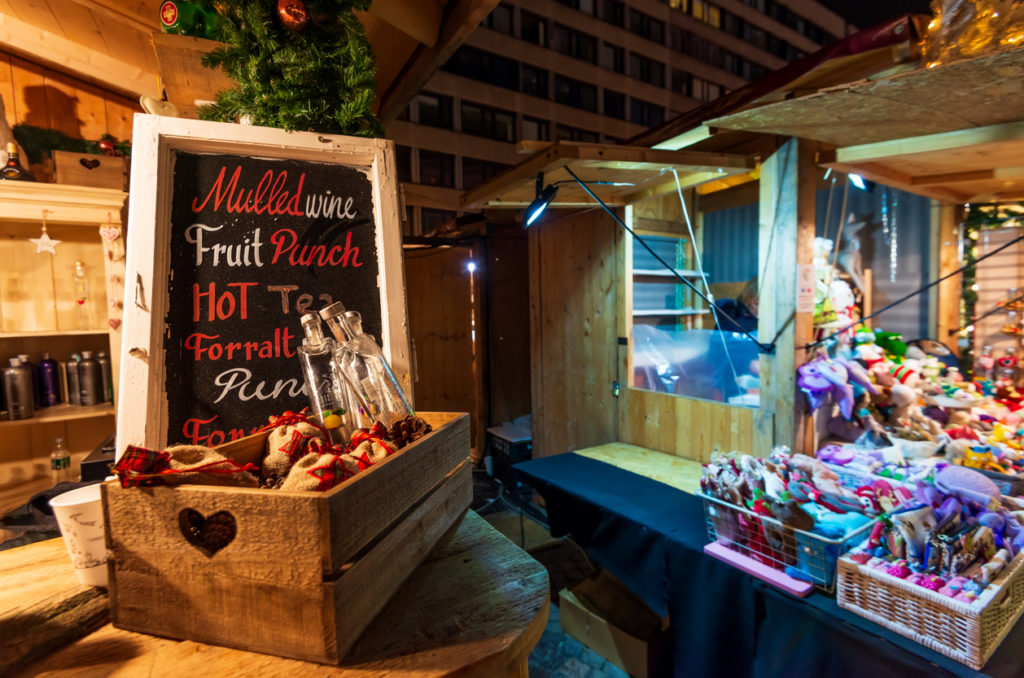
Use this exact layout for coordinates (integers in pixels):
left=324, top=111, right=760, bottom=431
left=30, top=229, right=61, bottom=254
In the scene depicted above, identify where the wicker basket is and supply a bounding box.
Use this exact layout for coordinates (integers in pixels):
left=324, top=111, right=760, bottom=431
left=836, top=552, right=1024, bottom=669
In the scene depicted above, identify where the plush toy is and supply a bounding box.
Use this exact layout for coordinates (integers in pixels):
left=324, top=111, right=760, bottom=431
left=874, top=330, right=908, bottom=358
left=798, top=358, right=857, bottom=419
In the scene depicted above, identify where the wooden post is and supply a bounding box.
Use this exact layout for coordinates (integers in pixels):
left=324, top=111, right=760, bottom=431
left=933, top=201, right=964, bottom=355
left=757, top=138, right=816, bottom=454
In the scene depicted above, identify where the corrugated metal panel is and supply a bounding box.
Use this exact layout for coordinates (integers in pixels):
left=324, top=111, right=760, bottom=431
left=699, top=185, right=932, bottom=338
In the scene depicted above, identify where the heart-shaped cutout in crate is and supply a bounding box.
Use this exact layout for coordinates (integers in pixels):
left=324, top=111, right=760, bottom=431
left=79, top=158, right=101, bottom=170
left=178, top=508, right=236, bottom=557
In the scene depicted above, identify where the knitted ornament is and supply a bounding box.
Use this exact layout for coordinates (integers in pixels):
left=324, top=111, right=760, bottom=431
left=887, top=562, right=912, bottom=579
left=918, top=576, right=946, bottom=592
left=889, top=364, right=918, bottom=385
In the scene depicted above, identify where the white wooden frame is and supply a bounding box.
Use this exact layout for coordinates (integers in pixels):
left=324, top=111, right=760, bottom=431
left=116, top=114, right=409, bottom=458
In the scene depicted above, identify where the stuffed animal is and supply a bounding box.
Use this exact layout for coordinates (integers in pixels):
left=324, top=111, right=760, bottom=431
left=874, top=330, right=908, bottom=358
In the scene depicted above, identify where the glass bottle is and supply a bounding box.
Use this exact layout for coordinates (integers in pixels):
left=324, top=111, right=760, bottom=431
left=319, top=302, right=414, bottom=428
left=297, top=313, right=355, bottom=444
left=50, top=437, right=72, bottom=486
left=0, top=142, right=36, bottom=181
left=73, top=261, right=92, bottom=329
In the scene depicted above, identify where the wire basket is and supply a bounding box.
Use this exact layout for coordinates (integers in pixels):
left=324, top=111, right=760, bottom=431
left=702, top=494, right=873, bottom=593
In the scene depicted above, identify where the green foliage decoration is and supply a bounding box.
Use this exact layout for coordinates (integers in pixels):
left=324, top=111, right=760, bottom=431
left=195, top=0, right=383, bottom=137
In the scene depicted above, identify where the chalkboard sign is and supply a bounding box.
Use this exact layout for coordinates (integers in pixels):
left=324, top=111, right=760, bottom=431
left=117, top=116, right=408, bottom=456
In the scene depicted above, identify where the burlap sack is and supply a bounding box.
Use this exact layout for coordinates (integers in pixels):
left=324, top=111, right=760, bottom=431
left=280, top=452, right=365, bottom=492
left=263, top=421, right=328, bottom=478
left=163, top=444, right=259, bottom=487
left=349, top=439, right=391, bottom=465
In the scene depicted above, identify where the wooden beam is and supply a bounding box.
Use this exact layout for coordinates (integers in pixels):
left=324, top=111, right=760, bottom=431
left=376, top=0, right=500, bottom=124
left=821, top=160, right=970, bottom=204
left=369, top=0, right=443, bottom=47
left=64, top=0, right=156, bottom=34
left=932, top=201, right=963, bottom=355
left=911, top=166, right=1024, bottom=186
left=650, top=125, right=719, bottom=151
left=758, top=138, right=816, bottom=455
left=833, top=120, right=1024, bottom=166
left=0, top=11, right=158, bottom=97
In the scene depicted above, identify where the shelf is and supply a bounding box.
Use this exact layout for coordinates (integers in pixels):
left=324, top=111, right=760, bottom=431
left=633, top=309, right=710, bottom=317
left=633, top=268, right=702, bottom=278
left=0, top=329, right=109, bottom=339
left=0, top=403, right=115, bottom=427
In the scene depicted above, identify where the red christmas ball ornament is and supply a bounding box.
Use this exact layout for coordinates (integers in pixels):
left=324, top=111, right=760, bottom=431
left=277, top=0, right=308, bottom=31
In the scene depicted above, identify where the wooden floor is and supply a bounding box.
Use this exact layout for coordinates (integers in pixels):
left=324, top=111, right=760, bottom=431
left=575, top=442, right=703, bottom=494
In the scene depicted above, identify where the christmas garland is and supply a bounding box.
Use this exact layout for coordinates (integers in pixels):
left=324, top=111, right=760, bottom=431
left=12, top=124, right=131, bottom=165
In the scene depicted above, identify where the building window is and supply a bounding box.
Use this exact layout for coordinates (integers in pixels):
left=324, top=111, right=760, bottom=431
left=520, top=64, right=549, bottom=99
left=443, top=46, right=519, bottom=90
left=520, top=10, right=547, bottom=46
left=628, top=9, right=664, bottom=44
left=419, top=150, right=455, bottom=187
left=691, top=0, right=721, bottom=28
left=462, top=156, right=510, bottom=190
left=554, top=75, right=598, bottom=112
left=691, top=77, right=722, bottom=102
left=603, top=89, right=625, bottom=119
left=414, top=92, right=453, bottom=129
left=556, top=0, right=596, bottom=14
left=422, top=208, right=456, bottom=232
left=484, top=3, right=513, bottom=34
left=460, top=101, right=516, bottom=143
left=556, top=124, right=599, bottom=143
left=522, top=116, right=550, bottom=141
left=629, top=53, right=665, bottom=87
left=600, top=0, right=625, bottom=26
left=552, top=24, right=597, bottom=63
left=395, top=145, right=412, bottom=183
left=599, top=41, right=624, bottom=73
left=670, top=68, right=691, bottom=95
left=630, top=98, right=664, bottom=127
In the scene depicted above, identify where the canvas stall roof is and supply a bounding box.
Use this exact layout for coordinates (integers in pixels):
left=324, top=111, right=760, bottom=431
left=459, top=141, right=755, bottom=210
left=0, top=0, right=497, bottom=122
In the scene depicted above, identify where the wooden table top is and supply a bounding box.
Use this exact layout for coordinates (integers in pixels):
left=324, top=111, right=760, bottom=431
left=3, top=511, right=550, bottom=677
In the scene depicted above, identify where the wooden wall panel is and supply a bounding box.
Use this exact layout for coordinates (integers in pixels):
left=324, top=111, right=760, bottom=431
left=485, top=226, right=531, bottom=425
left=529, top=210, right=619, bottom=458
left=0, top=49, right=140, bottom=142
left=404, top=244, right=485, bottom=454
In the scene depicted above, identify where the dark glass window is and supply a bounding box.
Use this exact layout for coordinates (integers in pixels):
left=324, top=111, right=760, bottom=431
left=443, top=46, right=519, bottom=90
left=629, top=53, right=664, bottom=87
left=603, top=90, right=625, bottom=119
left=522, top=116, right=550, bottom=141
left=552, top=24, right=597, bottom=63
left=419, top=150, right=455, bottom=187
left=670, top=68, right=691, bottom=95
left=628, top=9, right=664, bottom=44
left=556, top=0, right=596, bottom=14
left=520, top=64, right=549, bottom=99
left=630, top=98, right=664, bottom=127
left=395, top=145, right=412, bottom=183
left=462, top=157, right=510, bottom=190
left=521, top=10, right=547, bottom=46
left=484, top=3, right=513, bottom=34
left=460, top=101, right=516, bottom=142
left=415, top=92, right=453, bottom=129
left=599, top=42, right=624, bottom=73
left=422, top=208, right=456, bottom=232
left=556, top=124, right=599, bottom=143
left=554, top=75, right=598, bottom=112
left=601, top=0, right=625, bottom=26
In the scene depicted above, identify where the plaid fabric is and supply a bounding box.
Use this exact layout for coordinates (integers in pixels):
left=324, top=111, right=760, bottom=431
left=113, top=446, right=171, bottom=488
left=305, top=455, right=355, bottom=491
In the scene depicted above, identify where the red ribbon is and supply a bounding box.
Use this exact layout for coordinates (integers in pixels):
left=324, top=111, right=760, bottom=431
left=258, top=408, right=330, bottom=439
left=113, top=445, right=258, bottom=488
left=345, top=422, right=395, bottom=458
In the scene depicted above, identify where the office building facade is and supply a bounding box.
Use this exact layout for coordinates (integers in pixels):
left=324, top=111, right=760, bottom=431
left=387, top=0, right=851, bottom=234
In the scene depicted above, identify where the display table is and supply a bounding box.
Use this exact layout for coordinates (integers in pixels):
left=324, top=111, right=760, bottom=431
left=2, top=510, right=549, bottom=677
left=516, top=451, right=1024, bottom=678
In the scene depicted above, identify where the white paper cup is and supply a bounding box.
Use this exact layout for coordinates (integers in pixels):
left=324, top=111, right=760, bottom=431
left=50, top=484, right=108, bottom=587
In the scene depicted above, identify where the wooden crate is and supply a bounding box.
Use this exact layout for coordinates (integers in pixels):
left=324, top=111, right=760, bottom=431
left=102, top=412, right=471, bottom=664
left=53, top=151, right=126, bottom=190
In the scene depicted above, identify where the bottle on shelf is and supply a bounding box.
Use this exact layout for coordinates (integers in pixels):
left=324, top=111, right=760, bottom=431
left=319, top=302, right=414, bottom=428
left=16, top=353, right=42, bottom=408
left=65, top=353, right=82, bottom=405
left=78, top=351, right=104, bottom=406
left=0, top=142, right=37, bottom=181
left=50, top=437, right=72, bottom=486
left=96, top=351, right=113, bottom=404
left=3, top=357, right=34, bottom=420
left=73, top=261, right=93, bottom=330
left=297, top=313, right=356, bottom=444
left=38, top=352, right=61, bottom=407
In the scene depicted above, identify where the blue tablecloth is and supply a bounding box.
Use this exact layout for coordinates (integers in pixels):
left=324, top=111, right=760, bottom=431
left=516, top=453, right=1024, bottom=678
